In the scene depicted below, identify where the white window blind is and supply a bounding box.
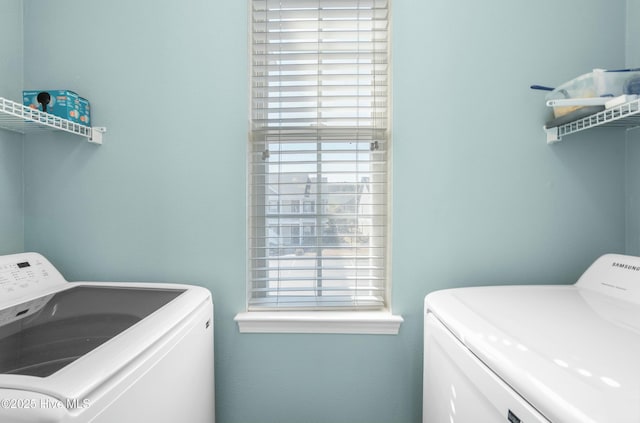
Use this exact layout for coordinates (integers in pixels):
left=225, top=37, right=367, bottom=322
left=249, top=0, right=390, bottom=310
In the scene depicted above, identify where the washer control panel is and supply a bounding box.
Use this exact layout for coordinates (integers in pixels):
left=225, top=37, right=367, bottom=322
left=0, top=253, right=67, bottom=327
left=0, top=252, right=66, bottom=301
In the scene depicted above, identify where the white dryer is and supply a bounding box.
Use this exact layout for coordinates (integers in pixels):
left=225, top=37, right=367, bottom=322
left=423, top=254, right=640, bottom=423
left=0, top=252, right=214, bottom=423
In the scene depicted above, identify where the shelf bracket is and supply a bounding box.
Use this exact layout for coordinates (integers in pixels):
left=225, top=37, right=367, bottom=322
left=545, top=126, right=560, bottom=144
left=89, top=127, right=106, bottom=145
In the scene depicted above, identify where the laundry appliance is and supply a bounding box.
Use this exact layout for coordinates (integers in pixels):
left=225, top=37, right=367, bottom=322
left=424, top=254, right=640, bottom=423
left=0, top=252, right=214, bottom=422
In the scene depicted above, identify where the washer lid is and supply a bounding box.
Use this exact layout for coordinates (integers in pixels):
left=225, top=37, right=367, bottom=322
left=0, top=281, right=212, bottom=403
left=0, top=285, right=186, bottom=378
left=426, top=283, right=640, bottom=423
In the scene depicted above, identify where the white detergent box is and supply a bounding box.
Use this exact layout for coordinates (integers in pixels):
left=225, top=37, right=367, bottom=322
left=78, top=97, right=91, bottom=127
left=23, top=90, right=81, bottom=123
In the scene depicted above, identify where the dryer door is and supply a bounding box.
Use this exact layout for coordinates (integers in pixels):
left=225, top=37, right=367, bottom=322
left=423, top=313, right=550, bottom=423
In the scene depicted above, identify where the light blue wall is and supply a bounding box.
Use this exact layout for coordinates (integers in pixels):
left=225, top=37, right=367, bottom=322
left=17, top=1, right=627, bottom=423
left=0, top=0, right=24, bottom=254
left=625, top=1, right=640, bottom=255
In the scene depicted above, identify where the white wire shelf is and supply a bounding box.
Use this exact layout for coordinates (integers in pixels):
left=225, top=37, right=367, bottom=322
left=544, top=98, right=640, bottom=143
left=0, top=97, right=105, bottom=144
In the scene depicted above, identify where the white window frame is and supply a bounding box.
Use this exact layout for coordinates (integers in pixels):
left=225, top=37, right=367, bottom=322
left=237, top=0, right=401, bottom=334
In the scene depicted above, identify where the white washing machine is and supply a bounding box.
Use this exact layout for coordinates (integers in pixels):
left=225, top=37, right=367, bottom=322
left=0, top=252, right=214, bottom=422
left=423, top=253, right=640, bottom=423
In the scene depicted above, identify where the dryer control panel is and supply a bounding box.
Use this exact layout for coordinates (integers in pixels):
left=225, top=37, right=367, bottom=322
left=577, top=253, right=640, bottom=304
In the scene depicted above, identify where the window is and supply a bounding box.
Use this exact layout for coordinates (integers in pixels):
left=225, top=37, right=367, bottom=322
left=248, top=0, right=390, bottom=311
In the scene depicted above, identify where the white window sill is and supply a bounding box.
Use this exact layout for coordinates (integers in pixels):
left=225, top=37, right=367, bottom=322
left=234, top=311, right=403, bottom=335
